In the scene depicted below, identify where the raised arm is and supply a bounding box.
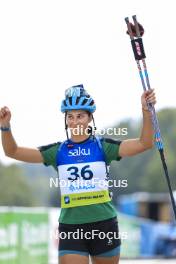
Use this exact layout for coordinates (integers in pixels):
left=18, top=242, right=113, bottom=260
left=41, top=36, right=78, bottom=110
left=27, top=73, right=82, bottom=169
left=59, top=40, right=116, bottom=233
left=119, top=89, right=156, bottom=157
left=0, top=106, right=43, bottom=163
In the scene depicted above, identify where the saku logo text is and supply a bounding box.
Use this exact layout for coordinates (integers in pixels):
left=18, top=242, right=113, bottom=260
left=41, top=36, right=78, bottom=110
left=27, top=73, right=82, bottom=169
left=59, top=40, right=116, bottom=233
left=68, top=147, right=90, bottom=157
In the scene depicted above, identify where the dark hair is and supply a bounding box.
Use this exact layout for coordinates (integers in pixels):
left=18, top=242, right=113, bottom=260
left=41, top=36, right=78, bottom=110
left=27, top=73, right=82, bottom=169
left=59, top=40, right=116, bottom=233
left=86, top=111, right=92, bottom=117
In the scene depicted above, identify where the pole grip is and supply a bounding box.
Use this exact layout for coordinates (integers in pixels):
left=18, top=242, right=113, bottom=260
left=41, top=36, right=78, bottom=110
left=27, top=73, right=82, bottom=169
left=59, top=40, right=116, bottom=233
left=131, top=38, right=146, bottom=60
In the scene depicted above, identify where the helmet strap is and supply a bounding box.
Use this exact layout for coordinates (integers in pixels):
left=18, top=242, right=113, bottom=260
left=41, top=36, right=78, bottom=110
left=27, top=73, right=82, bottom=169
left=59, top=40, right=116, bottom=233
left=92, top=115, right=97, bottom=138
left=92, top=115, right=96, bottom=133
left=64, top=113, right=69, bottom=140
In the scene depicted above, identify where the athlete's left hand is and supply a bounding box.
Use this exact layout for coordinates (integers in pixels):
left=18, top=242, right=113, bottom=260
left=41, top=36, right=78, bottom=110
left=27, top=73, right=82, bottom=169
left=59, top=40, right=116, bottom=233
left=141, top=89, right=156, bottom=111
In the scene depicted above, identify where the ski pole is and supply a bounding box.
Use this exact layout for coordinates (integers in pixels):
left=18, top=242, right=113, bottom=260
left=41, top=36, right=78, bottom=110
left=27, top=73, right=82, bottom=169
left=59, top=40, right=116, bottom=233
left=124, top=15, right=176, bottom=221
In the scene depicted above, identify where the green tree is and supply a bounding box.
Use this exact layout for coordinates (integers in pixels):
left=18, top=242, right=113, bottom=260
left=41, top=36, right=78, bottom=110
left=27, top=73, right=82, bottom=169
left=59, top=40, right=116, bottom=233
left=0, top=163, right=37, bottom=206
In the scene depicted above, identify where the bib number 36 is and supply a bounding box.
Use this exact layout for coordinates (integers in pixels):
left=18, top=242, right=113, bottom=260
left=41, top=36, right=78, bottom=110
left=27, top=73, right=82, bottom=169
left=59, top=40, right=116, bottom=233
left=67, top=165, right=93, bottom=182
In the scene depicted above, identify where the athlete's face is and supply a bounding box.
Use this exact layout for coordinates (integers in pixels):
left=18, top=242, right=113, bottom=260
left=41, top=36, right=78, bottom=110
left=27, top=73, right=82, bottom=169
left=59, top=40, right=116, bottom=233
left=66, top=110, right=92, bottom=131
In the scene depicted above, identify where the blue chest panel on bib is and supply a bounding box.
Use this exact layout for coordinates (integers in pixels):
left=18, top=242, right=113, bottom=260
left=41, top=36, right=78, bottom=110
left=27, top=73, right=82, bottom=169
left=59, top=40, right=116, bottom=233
left=56, top=137, right=105, bottom=166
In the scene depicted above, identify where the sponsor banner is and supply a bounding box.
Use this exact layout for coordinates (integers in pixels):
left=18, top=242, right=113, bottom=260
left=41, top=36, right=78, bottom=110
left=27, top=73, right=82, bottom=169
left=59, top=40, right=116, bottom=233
left=0, top=207, right=49, bottom=264
left=48, top=208, right=60, bottom=264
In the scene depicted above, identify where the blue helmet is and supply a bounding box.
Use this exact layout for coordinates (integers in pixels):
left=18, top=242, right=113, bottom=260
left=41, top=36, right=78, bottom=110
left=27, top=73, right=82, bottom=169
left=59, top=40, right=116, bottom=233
left=61, top=84, right=96, bottom=113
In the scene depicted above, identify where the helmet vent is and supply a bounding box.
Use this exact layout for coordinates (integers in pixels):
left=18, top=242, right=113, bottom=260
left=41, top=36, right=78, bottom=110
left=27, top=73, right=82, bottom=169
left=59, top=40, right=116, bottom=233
left=76, top=97, right=81, bottom=105
left=81, top=98, right=88, bottom=105
left=68, top=97, right=72, bottom=105
left=89, top=100, right=94, bottom=106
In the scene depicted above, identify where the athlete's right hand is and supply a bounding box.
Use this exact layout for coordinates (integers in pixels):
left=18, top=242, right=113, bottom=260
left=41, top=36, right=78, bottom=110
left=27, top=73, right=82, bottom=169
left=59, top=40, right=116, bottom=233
left=0, top=106, right=11, bottom=126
